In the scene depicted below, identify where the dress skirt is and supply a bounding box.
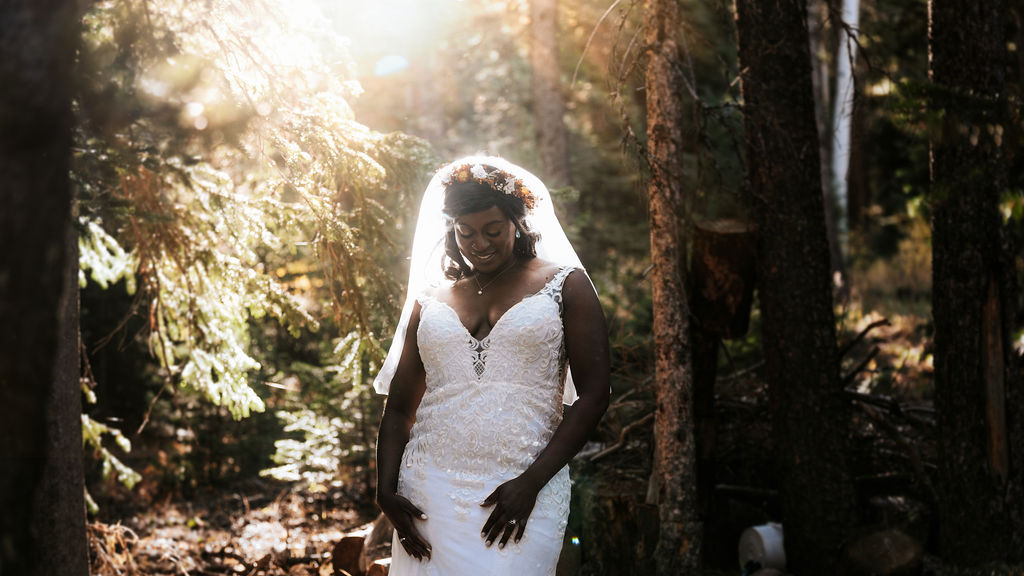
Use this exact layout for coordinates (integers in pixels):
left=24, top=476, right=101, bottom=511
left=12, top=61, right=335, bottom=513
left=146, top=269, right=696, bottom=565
left=389, top=463, right=568, bottom=576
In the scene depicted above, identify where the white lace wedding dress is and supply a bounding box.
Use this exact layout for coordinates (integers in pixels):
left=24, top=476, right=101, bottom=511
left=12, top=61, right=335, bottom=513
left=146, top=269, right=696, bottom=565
left=390, top=266, right=577, bottom=576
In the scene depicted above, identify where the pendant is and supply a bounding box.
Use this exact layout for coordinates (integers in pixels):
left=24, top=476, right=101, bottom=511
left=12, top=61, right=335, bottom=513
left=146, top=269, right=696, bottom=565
left=477, top=290, right=483, bottom=295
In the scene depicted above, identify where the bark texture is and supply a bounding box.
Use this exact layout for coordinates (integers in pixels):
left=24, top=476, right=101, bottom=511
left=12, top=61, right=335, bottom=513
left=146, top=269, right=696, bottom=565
left=0, top=2, right=80, bottom=574
left=644, top=0, right=702, bottom=572
left=734, top=0, right=857, bottom=572
left=33, top=208, right=89, bottom=576
left=530, top=0, right=572, bottom=189
left=929, top=0, right=1024, bottom=563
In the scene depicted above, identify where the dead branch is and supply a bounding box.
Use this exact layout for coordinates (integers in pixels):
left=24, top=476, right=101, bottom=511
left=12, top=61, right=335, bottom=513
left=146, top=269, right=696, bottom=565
left=714, top=484, right=779, bottom=503
left=838, top=318, right=891, bottom=359
left=607, top=387, right=639, bottom=410
left=843, top=390, right=935, bottom=429
left=590, top=411, right=654, bottom=462
left=718, top=360, right=764, bottom=383
left=842, top=345, right=880, bottom=386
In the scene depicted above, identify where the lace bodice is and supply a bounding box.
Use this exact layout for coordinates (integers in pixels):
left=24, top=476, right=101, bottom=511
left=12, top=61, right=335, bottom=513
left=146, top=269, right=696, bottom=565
left=399, top=266, right=576, bottom=519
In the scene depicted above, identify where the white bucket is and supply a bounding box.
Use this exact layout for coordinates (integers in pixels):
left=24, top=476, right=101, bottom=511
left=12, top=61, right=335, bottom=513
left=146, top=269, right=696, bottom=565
left=738, top=522, right=786, bottom=572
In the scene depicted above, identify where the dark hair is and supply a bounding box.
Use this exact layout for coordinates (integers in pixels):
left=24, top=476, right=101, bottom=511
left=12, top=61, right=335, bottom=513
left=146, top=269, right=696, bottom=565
left=442, top=180, right=540, bottom=280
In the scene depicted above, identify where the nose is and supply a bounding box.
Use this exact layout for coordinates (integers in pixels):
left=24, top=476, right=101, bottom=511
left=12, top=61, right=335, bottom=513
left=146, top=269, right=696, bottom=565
left=472, top=237, right=491, bottom=251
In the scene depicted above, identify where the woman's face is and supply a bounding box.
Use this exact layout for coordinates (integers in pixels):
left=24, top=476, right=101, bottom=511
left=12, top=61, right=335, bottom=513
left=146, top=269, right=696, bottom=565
left=453, top=205, right=517, bottom=273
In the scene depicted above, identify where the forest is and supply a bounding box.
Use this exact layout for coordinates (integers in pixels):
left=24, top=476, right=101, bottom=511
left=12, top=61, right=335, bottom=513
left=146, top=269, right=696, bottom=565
left=1, top=0, right=1022, bottom=575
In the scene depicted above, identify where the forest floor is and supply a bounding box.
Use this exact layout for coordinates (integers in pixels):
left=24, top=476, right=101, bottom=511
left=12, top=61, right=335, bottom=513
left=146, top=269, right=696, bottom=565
left=88, top=481, right=377, bottom=576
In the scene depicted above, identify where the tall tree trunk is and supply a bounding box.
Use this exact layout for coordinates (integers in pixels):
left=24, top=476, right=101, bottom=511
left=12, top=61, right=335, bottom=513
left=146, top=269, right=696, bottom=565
left=734, top=0, right=857, bottom=572
left=846, top=95, right=870, bottom=230
left=644, top=0, right=701, bottom=572
left=530, top=0, right=572, bottom=189
left=929, top=0, right=1024, bottom=563
left=830, top=0, right=860, bottom=253
left=0, top=2, right=80, bottom=574
left=34, top=201, right=89, bottom=576
left=807, top=0, right=844, bottom=275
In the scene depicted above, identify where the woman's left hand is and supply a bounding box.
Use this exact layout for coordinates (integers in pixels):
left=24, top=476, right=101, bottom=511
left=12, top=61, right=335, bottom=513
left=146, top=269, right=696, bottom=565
left=479, top=474, right=542, bottom=548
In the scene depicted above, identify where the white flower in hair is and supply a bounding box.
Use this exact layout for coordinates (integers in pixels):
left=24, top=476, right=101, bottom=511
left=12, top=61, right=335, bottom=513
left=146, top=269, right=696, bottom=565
left=471, top=164, right=488, bottom=179
left=503, top=180, right=516, bottom=195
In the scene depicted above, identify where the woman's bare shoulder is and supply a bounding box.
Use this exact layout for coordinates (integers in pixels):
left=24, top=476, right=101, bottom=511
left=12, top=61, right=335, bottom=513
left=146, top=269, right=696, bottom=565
left=525, top=258, right=565, bottom=278
left=423, top=279, right=465, bottom=305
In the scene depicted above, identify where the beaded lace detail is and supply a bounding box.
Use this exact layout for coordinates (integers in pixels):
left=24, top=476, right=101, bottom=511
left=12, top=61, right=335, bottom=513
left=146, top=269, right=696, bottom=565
left=401, top=266, right=577, bottom=525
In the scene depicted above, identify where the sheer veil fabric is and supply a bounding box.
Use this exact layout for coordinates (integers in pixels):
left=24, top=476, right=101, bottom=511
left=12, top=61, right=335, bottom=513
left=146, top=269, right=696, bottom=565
left=372, top=155, right=583, bottom=405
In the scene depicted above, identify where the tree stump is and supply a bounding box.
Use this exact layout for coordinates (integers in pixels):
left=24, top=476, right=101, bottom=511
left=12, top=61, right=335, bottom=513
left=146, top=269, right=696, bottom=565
left=576, top=473, right=657, bottom=574
left=332, top=535, right=366, bottom=576
left=837, top=529, right=922, bottom=576
left=690, top=218, right=757, bottom=538
left=358, top=514, right=393, bottom=574
left=690, top=218, right=758, bottom=339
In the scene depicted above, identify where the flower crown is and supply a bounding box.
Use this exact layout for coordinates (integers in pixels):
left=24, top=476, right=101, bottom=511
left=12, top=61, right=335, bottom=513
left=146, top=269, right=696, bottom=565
left=440, top=163, right=537, bottom=212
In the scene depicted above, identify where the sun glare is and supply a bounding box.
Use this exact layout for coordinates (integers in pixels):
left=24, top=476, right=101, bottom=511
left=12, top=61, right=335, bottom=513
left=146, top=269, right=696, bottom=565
left=319, top=0, right=465, bottom=77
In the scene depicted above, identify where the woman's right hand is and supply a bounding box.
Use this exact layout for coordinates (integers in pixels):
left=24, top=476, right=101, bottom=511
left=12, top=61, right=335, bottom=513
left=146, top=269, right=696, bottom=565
left=378, top=491, right=432, bottom=560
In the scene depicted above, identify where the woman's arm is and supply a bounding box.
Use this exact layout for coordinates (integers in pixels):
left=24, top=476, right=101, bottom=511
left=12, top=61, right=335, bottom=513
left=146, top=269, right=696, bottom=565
left=375, top=301, right=432, bottom=560
left=481, top=269, right=611, bottom=547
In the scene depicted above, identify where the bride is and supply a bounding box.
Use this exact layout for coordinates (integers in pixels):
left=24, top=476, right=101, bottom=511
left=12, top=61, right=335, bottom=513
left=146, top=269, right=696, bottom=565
left=373, top=156, right=610, bottom=575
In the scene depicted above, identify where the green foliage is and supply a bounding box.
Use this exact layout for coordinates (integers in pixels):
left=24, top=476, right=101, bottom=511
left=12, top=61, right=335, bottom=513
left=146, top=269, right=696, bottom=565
left=79, top=218, right=138, bottom=293
left=261, top=408, right=348, bottom=488
left=75, top=0, right=432, bottom=496
left=82, top=379, right=142, bottom=508
left=82, top=414, right=142, bottom=492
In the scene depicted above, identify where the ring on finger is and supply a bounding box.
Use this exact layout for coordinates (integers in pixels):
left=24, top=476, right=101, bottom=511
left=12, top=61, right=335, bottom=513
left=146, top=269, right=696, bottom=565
left=506, top=519, right=517, bottom=527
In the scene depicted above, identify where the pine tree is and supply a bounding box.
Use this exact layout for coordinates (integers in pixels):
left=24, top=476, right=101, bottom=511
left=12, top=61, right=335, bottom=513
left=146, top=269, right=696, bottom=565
left=734, top=0, right=857, bottom=571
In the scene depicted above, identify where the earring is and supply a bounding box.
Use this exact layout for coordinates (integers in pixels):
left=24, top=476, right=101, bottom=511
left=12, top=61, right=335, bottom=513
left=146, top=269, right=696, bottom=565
left=515, top=229, right=521, bottom=239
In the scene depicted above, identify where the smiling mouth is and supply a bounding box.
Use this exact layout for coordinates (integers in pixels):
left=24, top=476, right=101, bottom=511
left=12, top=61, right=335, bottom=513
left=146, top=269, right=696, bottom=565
left=473, top=252, right=496, bottom=261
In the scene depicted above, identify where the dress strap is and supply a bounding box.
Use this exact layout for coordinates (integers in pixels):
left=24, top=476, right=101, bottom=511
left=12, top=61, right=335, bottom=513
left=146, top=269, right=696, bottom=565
left=538, top=265, right=579, bottom=316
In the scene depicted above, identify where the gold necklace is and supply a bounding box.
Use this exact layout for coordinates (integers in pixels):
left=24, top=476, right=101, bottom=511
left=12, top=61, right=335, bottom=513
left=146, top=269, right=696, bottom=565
left=472, top=259, right=518, bottom=295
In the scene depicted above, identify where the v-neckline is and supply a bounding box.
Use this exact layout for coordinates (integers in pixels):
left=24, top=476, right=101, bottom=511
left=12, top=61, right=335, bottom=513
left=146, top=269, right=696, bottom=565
left=426, top=268, right=565, bottom=344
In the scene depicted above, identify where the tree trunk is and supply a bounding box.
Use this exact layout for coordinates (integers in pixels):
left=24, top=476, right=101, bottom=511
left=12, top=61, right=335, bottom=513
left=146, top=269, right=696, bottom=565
left=33, top=201, right=89, bottom=576
left=734, top=0, right=857, bottom=572
left=830, top=0, right=860, bottom=252
left=846, top=94, right=870, bottom=230
left=530, top=0, right=572, bottom=189
left=0, top=2, right=80, bottom=574
left=929, top=0, right=1024, bottom=563
left=806, top=0, right=844, bottom=275
left=644, top=0, right=702, bottom=572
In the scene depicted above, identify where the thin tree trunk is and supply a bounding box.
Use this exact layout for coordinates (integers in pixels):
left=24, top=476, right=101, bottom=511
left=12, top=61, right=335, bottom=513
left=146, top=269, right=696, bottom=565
left=530, top=0, right=572, bottom=189
left=846, top=95, right=870, bottom=229
left=644, top=0, right=701, bottom=572
left=830, top=0, right=860, bottom=252
left=807, top=0, right=843, bottom=275
left=0, top=2, right=80, bottom=574
left=734, top=0, right=857, bottom=572
left=929, top=0, right=1024, bottom=563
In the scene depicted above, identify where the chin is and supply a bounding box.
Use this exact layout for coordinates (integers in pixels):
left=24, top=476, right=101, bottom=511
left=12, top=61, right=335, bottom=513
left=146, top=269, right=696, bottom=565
left=469, top=252, right=512, bottom=272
